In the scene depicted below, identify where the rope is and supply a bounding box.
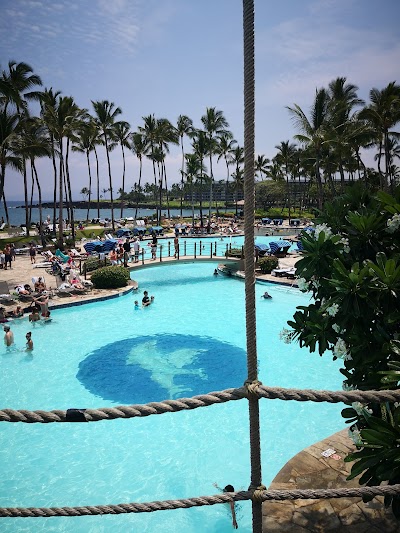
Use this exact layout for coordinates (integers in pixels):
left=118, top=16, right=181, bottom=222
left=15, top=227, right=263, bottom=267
left=2, top=386, right=400, bottom=423
left=243, top=2, right=262, bottom=531
left=2, top=485, right=400, bottom=518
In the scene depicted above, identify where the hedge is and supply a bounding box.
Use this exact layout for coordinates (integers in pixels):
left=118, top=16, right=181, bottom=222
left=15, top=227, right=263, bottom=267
left=90, top=266, right=130, bottom=289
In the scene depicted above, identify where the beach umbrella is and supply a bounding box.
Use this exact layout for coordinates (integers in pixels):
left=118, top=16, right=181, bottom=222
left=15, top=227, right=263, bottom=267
left=103, top=239, right=117, bottom=252
left=84, top=241, right=103, bottom=254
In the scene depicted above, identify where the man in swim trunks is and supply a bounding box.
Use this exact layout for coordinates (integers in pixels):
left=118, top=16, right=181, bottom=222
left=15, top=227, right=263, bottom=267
left=33, top=295, right=49, bottom=316
left=3, top=325, right=14, bottom=346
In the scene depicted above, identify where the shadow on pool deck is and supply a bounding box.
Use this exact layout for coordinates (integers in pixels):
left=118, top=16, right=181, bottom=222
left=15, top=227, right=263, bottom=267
left=262, top=429, right=400, bottom=532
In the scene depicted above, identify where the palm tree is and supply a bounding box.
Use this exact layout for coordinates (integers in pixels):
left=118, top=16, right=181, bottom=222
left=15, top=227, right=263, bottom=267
left=201, top=107, right=229, bottom=218
left=359, top=82, right=400, bottom=191
left=176, top=115, right=193, bottom=217
left=217, top=132, right=236, bottom=211
left=192, top=130, right=208, bottom=227
left=92, top=100, right=122, bottom=230
left=274, top=141, right=297, bottom=220
left=139, top=115, right=159, bottom=207
left=183, top=153, right=202, bottom=228
left=231, top=145, right=244, bottom=215
left=72, top=122, right=97, bottom=220
left=232, top=167, right=244, bottom=215
left=326, top=77, right=364, bottom=191
left=287, top=88, right=331, bottom=210
left=14, top=117, right=50, bottom=236
left=154, top=118, right=178, bottom=222
left=1, top=61, right=42, bottom=235
left=254, top=154, right=270, bottom=181
left=0, top=109, right=21, bottom=224
left=42, top=95, right=80, bottom=247
left=0, top=60, right=42, bottom=113
left=112, top=120, right=131, bottom=218
left=131, top=132, right=146, bottom=218
left=39, top=88, right=62, bottom=230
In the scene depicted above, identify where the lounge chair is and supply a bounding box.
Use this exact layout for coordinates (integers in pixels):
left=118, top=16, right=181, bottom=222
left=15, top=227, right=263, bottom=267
left=55, top=283, right=75, bottom=296
left=285, top=268, right=297, bottom=279
left=0, top=281, right=15, bottom=304
left=55, top=249, right=70, bottom=263
left=269, top=240, right=292, bottom=258
left=271, top=267, right=295, bottom=277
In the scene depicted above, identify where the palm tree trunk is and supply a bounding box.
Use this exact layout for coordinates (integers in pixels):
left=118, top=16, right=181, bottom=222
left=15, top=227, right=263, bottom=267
left=32, top=161, right=43, bottom=231
left=29, top=162, right=35, bottom=227
left=22, top=159, right=30, bottom=236
left=58, top=143, right=64, bottom=248
left=120, top=144, right=126, bottom=218
left=135, top=158, right=143, bottom=219
left=86, top=150, right=92, bottom=220
left=51, top=138, right=57, bottom=235
left=65, top=140, right=75, bottom=242
left=315, top=152, right=324, bottom=210
left=104, top=135, right=115, bottom=231
left=2, top=190, right=10, bottom=226
left=208, top=151, right=213, bottom=220
left=94, top=146, right=100, bottom=218
left=163, top=160, right=171, bottom=219
left=180, top=140, right=185, bottom=217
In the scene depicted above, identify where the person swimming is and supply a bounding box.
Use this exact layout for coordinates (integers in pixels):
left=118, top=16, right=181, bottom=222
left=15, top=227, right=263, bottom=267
left=262, top=291, right=272, bottom=299
left=134, top=300, right=140, bottom=310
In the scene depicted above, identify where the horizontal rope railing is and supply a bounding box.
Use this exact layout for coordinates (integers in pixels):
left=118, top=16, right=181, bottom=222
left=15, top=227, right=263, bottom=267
left=2, top=484, right=400, bottom=518
left=2, top=385, right=400, bottom=423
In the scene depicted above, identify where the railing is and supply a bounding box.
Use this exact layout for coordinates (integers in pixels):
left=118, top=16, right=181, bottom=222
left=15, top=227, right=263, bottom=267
left=2, top=385, right=400, bottom=522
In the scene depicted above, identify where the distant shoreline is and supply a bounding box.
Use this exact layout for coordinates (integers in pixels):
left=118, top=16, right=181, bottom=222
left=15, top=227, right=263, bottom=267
left=14, top=201, right=160, bottom=210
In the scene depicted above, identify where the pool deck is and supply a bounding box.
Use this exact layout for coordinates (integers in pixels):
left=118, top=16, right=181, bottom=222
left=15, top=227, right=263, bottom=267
left=263, top=429, right=400, bottom=532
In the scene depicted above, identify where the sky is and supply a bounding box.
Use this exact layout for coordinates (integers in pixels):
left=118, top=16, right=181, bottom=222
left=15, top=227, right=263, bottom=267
left=2, top=0, right=400, bottom=201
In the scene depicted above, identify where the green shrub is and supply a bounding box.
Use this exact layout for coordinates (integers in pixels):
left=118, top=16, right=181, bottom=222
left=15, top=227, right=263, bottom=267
left=257, top=256, right=278, bottom=273
left=225, top=247, right=243, bottom=258
left=90, top=266, right=130, bottom=289
left=84, top=256, right=111, bottom=273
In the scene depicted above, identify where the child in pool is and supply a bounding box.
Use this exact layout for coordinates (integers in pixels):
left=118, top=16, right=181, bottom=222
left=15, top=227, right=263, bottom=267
left=134, top=301, right=140, bottom=310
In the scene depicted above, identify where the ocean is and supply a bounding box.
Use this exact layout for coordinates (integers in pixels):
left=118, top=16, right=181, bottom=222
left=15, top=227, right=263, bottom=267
left=0, top=201, right=205, bottom=227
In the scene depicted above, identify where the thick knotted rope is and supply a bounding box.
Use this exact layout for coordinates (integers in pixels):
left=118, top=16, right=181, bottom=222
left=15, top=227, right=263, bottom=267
left=2, top=485, right=400, bottom=518
left=1, top=386, right=399, bottom=423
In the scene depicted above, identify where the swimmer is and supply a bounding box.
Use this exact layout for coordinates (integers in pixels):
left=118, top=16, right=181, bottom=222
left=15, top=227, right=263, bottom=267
left=262, top=291, right=272, bottom=299
left=25, top=332, right=33, bottom=351
left=134, top=300, right=140, bottom=310
left=213, top=483, right=238, bottom=529
left=150, top=296, right=155, bottom=303
left=3, top=324, right=14, bottom=346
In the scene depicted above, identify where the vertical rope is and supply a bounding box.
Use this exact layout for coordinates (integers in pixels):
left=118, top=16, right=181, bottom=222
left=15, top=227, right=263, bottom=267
left=243, top=1, right=263, bottom=532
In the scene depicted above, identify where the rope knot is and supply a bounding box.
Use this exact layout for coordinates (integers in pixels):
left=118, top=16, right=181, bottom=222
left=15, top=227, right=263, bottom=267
left=244, top=379, right=262, bottom=396
left=251, top=485, right=267, bottom=502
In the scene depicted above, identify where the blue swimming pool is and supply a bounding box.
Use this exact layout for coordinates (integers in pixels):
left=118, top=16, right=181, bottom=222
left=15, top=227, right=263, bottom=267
left=0, top=262, right=344, bottom=532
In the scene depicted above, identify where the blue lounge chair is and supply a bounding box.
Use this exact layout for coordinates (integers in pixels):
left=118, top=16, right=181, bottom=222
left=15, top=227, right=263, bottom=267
left=269, top=240, right=292, bottom=257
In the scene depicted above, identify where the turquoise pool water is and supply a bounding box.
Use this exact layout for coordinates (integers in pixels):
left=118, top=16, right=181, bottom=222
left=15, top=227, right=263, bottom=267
left=0, top=262, right=344, bottom=532
left=125, top=234, right=296, bottom=260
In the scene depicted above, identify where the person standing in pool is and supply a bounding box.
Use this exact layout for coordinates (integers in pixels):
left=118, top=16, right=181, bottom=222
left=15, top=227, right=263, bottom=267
left=33, top=294, right=49, bottom=317
left=3, top=324, right=14, bottom=346
left=142, top=291, right=151, bottom=307
left=25, top=332, right=33, bottom=351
